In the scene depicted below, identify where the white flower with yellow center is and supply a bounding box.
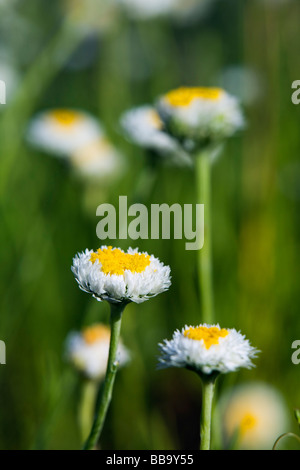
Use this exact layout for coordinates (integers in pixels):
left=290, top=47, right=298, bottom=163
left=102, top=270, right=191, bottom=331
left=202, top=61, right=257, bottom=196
left=27, top=109, right=102, bottom=158
left=72, top=245, right=171, bottom=304
left=157, top=87, right=245, bottom=146
left=66, top=323, right=130, bottom=380
left=220, top=382, right=290, bottom=450
left=158, top=324, right=258, bottom=375
left=70, top=137, right=124, bottom=180
left=120, top=105, right=192, bottom=166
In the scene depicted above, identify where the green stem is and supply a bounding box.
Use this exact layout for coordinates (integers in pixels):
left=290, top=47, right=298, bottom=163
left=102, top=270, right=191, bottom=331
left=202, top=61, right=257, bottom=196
left=272, top=432, right=300, bottom=450
left=196, top=151, right=214, bottom=324
left=82, top=302, right=126, bottom=450
left=78, top=380, right=98, bottom=443
left=200, top=376, right=216, bottom=450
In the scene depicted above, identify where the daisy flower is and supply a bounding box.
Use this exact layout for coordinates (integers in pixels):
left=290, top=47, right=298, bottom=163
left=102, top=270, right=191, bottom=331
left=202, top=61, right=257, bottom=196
left=158, top=324, right=259, bottom=450
left=158, top=323, right=258, bottom=376
left=26, top=108, right=102, bottom=158
left=74, top=246, right=171, bottom=450
left=120, top=105, right=192, bottom=166
left=65, top=323, right=130, bottom=380
left=156, top=88, right=245, bottom=327
left=157, top=86, right=245, bottom=147
left=72, top=245, right=171, bottom=305
left=219, top=382, right=289, bottom=450
left=70, top=137, right=124, bottom=180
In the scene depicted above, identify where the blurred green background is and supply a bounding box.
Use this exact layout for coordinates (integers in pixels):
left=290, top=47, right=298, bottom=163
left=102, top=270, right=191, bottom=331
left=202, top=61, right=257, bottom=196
left=0, top=0, right=300, bottom=450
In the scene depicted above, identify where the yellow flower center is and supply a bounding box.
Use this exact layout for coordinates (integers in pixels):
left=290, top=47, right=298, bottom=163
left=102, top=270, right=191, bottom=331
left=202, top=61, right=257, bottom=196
left=82, top=324, right=110, bottom=344
left=240, top=413, right=258, bottom=436
left=49, top=109, right=83, bottom=127
left=183, top=326, right=229, bottom=349
left=148, top=110, right=163, bottom=130
left=165, top=87, right=224, bottom=107
left=90, top=246, right=151, bottom=276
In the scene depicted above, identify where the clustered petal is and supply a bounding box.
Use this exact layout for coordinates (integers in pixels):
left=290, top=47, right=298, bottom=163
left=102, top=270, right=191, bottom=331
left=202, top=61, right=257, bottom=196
left=158, top=323, right=259, bottom=375
left=120, top=105, right=192, bottom=166
left=65, top=323, right=130, bottom=380
left=72, top=246, right=171, bottom=304
left=157, top=87, right=245, bottom=145
left=27, top=109, right=102, bottom=158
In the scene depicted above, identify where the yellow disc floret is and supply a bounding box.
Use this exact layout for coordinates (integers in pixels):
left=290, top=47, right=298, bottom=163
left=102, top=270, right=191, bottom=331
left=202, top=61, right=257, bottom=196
left=90, top=246, right=151, bottom=276
left=184, top=325, right=229, bottom=349
left=82, top=324, right=110, bottom=344
left=49, top=109, right=83, bottom=126
left=165, top=87, right=224, bottom=107
left=240, top=413, right=258, bottom=436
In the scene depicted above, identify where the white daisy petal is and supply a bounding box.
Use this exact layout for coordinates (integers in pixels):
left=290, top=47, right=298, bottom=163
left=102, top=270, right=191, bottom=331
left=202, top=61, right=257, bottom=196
left=120, top=105, right=192, bottom=166
left=65, top=323, right=130, bottom=380
left=158, top=323, right=259, bottom=376
left=71, top=246, right=171, bottom=304
left=26, top=108, right=103, bottom=158
left=157, top=87, right=245, bottom=146
left=70, top=137, right=124, bottom=180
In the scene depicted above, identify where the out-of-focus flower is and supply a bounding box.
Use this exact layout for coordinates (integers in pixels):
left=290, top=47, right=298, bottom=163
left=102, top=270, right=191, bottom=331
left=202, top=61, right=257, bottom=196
left=64, top=0, right=119, bottom=34
left=26, top=109, right=103, bottom=158
left=219, top=382, right=290, bottom=450
left=72, top=245, right=171, bottom=304
left=70, top=137, right=124, bottom=181
left=120, top=105, right=192, bottom=166
left=158, top=324, right=258, bottom=375
left=217, top=66, right=263, bottom=107
left=157, top=87, right=245, bottom=149
left=65, top=323, right=130, bottom=380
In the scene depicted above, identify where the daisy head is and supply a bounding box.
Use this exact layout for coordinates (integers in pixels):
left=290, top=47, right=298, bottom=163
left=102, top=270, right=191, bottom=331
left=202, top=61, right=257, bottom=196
left=157, top=86, right=245, bottom=149
left=219, top=382, right=290, bottom=450
left=158, top=324, right=259, bottom=377
left=70, top=137, right=124, bottom=181
left=120, top=105, right=192, bottom=166
left=26, top=108, right=102, bottom=158
left=71, top=245, right=171, bottom=304
left=65, top=323, right=130, bottom=380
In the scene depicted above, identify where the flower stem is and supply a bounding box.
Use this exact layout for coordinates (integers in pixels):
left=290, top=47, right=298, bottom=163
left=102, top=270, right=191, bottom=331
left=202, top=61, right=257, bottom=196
left=200, top=376, right=216, bottom=450
left=82, top=302, right=125, bottom=450
left=272, top=432, right=300, bottom=450
left=78, top=379, right=98, bottom=443
left=196, top=151, right=214, bottom=324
